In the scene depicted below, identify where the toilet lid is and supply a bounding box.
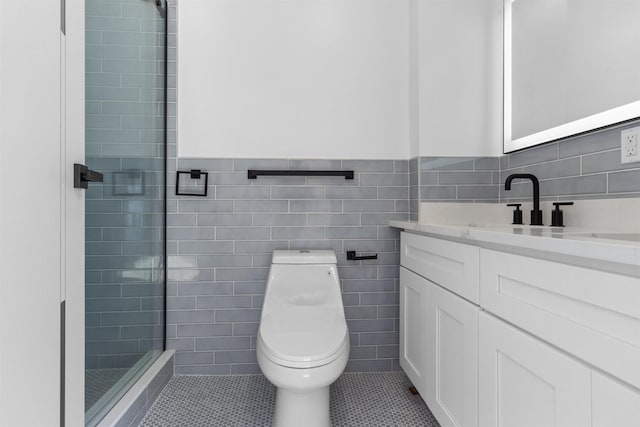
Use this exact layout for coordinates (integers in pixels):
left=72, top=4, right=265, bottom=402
left=259, top=306, right=348, bottom=368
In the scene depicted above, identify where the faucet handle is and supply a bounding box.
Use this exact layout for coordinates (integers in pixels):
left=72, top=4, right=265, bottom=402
left=551, top=202, right=574, bottom=227
left=507, top=203, right=523, bottom=225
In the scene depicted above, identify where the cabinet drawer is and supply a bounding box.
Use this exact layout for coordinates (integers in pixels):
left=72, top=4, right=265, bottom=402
left=401, top=232, right=479, bottom=303
left=480, top=249, right=640, bottom=389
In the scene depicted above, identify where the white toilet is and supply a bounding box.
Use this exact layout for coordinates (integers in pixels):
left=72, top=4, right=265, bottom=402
left=257, top=250, right=350, bottom=427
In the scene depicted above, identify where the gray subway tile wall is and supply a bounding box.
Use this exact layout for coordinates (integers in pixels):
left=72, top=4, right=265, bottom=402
left=500, top=124, right=640, bottom=201
left=166, top=159, right=409, bottom=375
left=417, top=156, right=500, bottom=203
left=413, top=123, right=640, bottom=206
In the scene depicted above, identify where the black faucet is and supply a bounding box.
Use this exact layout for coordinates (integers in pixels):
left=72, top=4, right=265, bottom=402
left=504, top=174, right=543, bottom=226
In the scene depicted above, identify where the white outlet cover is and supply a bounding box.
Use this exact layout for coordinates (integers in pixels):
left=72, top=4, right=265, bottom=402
left=621, top=127, right=640, bottom=164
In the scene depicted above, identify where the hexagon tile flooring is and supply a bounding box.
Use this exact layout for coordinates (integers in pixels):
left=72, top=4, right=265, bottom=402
left=139, top=371, right=440, bottom=426
left=85, top=368, right=129, bottom=411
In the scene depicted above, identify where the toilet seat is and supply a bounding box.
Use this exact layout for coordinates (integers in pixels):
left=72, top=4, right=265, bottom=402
left=258, top=306, right=348, bottom=369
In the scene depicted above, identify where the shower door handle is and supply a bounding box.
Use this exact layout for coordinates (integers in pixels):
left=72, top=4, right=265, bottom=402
left=73, top=163, right=104, bottom=189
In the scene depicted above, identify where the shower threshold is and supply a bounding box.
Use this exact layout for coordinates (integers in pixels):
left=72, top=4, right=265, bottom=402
left=85, top=349, right=162, bottom=427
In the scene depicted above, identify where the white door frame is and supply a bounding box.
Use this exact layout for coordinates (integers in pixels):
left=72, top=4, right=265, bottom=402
left=0, top=0, right=84, bottom=425
left=64, top=0, right=86, bottom=425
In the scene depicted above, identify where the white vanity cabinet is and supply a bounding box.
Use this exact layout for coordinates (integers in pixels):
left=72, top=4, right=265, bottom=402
left=398, top=228, right=640, bottom=427
left=400, top=232, right=480, bottom=427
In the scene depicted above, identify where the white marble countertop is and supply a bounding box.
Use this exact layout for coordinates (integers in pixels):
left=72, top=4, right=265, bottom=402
left=389, top=219, right=640, bottom=274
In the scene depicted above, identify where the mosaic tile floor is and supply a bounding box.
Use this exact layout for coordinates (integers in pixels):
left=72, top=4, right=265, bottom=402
left=85, top=368, right=129, bottom=411
left=140, top=371, right=440, bottom=426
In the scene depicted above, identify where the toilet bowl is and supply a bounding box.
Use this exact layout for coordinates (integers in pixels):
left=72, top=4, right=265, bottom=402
left=257, top=250, right=350, bottom=427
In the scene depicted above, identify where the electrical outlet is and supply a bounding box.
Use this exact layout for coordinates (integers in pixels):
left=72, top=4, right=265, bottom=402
left=621, top=127, right=640, bottom=164
left=623, top=131, right=637, bottom=156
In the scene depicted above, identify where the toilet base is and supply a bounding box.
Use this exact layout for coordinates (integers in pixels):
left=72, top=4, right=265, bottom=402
left=273, top=386, right=330, bottom=427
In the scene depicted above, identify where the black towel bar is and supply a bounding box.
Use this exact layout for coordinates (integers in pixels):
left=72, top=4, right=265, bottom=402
left=248, top=170, right=354, bottom=180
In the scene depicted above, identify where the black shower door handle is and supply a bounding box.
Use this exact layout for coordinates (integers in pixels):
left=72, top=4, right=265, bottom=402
left=73, top=163, right=104, bottom=189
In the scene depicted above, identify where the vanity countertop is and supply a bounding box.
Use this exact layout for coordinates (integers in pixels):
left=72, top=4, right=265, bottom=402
left=389, top=220, right=640, bottom=275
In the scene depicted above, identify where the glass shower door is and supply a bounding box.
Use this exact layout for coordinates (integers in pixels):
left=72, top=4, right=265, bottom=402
left=84, top=0, right=166, bottom=424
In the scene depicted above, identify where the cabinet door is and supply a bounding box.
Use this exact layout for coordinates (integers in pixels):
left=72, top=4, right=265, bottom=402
left=479, top=312, right=591, bottom=427
left=592, top=372, right=640, bottom=427
left=400, top=267, right=428, bottom=395
left=426, top=284, right=479, bottom=427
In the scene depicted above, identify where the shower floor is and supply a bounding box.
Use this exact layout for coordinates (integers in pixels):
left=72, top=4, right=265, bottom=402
left=139, top=371, right=440, bottom=426
left=85, top=368, right=129, bottom=411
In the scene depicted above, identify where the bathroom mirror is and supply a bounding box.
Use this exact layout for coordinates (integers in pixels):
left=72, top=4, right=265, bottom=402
left=504, top=0, right=640, bottom=153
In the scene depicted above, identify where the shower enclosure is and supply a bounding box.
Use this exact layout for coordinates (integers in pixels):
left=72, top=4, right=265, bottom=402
left=84, top=0, right=167, bottom=424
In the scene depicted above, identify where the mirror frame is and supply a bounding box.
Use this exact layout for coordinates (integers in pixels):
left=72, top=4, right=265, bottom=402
left=503, top=0, right=640, bottom=153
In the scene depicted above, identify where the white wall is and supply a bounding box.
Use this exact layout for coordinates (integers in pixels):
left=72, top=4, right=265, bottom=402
left=408, top=0, right=421, bottom=159
left=417, top=0, right=503, bottom=157
left=178, top=0, right=410, bottom=159
left=177, top=0, right=503, bottom=160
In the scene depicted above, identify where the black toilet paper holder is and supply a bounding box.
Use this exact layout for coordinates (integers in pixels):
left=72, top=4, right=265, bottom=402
left=346, top=251, right=378, bottom=261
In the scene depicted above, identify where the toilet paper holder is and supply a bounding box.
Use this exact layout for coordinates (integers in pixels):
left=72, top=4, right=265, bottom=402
left=346, top=251, right=378, bottom=261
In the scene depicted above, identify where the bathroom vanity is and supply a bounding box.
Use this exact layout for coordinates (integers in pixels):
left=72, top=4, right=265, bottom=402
left=391, top=218, right=640, bottom=427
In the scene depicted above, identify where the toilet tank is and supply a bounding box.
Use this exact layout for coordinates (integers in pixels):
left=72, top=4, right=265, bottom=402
left=264, top=250, right=341, bottom=307
left=271, top=250, right=337, bottom=265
